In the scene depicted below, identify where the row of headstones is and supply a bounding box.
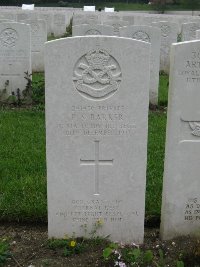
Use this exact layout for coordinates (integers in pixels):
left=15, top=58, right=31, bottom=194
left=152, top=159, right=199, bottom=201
left=0, top=21, right=48, bottom=102
left=1, top=7, right=200, bottom=37
left=0, top=16, right=199, bottom=243
left=1, top=19, right=200, bottom=105
left=0, top=9, right=73, bottom=37
left=45, top=35, right=200, bottom=243
left=72, top=12, right=200, bottom=82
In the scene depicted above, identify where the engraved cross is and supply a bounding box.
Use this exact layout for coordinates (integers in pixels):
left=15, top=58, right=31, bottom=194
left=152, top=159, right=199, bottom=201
left=80, top=140, right=113, bottom=195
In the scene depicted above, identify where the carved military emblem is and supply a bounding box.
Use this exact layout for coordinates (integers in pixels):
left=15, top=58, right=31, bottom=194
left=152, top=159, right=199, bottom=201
left=0, top=28, right=18, bottom=48
left=189, top=122, right=200, bottom=137
left=85, top=29, right=101, bottom=35
left=132, top=31, right=150, bottom=43
left=160, top=25, right=170, bottom=37
left=73, top=49, right=122, bottom=100
left=31, top=23, right=39, bottom=34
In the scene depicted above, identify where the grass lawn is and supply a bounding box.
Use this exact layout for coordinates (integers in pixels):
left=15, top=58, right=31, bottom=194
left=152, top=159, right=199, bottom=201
left=0, top=74, right=168, bottom=223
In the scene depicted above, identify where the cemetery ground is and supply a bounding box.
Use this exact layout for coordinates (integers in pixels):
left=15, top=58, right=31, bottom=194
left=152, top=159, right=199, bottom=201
left=0, top=74, right=199, bottom=266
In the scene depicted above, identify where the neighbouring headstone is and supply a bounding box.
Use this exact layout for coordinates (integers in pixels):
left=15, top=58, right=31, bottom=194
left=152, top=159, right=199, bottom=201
left=161, top=40, right=200, bottom=240
left=152, top=21, right=178, bottom=74
left=103, top=20, right=129, bottom=36
left=45, top=36, right=150, bottom=243
left=38, top=12, right=53, bottom=36
left=0, top=22, right=31, bottom=101
left=105, top=7, right=114, bottom=12
left=53, top=13, right=66, bottom=37
left=83, top=6, right=95, bottom=12
left=72, top=13, right=100, bottom=26
left=16, top=12, right=29, bottom=21
left=181, top=22, right=200, bottom=41
left=24, top=19, right=47, bottom=72
left=120, top=25, right=161, bottom=105
left=72, top=24, right=114, bottom=36
left=22, top=4, right=34, bottom=10
left=121, top=15, right=134, bottom=26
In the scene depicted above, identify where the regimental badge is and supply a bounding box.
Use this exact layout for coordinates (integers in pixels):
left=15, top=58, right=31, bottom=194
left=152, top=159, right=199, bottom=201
left=132, top=31, right=150, bottom=43
left=0, top=28, right=18, bottom=48
left=73, top=49, right=122, bottom=100
left=189, top=122, right=200, bottom=137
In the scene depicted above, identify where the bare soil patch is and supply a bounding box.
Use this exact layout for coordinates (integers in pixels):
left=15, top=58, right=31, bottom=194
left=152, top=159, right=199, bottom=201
left=1, top=223, right=200, bottom=267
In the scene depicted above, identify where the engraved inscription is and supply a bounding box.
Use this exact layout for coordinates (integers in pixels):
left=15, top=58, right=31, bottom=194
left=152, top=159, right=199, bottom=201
left=184, top=198, right=200, bottom=221
left=85, top=29, right=101, bottom=35
left=178, top=49, right=200, bottom=83
left=0, top=28, right=18, bottom=48
left=80, top=140, right=113, bottom=195
left=132, top=31, right=150, bottom=43
left=56, top=199, right=139, bottom=223
left=73, top=49, right=122, bottom=100
left=58, top=105, right=136, bottom=137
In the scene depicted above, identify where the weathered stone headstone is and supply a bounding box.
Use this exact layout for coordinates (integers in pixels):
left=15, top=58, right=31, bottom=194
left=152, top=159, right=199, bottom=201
left=38, top=12, right=53, bottom=36
left=22, top=4, right=34, bottom=10
left=83, top=6, right=95, bottom=12
left=45, top=36, right=150, bottom=243
left=121, top=15, right=134, bottom=26
left=73, top=13, right=100, bottom=26
left=152, top=21, right=178, bottom=73
left=53, top=13, right=66, bottom=37
left=120, top=25, right=161, bottom=105
left=0, top=22, right=31, bottom=101
left=105, top=7, right=114, bottom=12
left=24, top=19, right=47, bottom=72
left=161, top=40, right=200, bottom=240
left=72, top=24, right=114, bottom=36
left=181, top=22, right=200, bottom=41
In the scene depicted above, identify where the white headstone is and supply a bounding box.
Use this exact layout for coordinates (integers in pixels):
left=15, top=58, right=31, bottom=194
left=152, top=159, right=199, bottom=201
left=161, top=40, right=200, bottom=240
left=105, top=7, right=114, bottom=12
left=73, top=13, right=100, bottom=26
left=121, top=15, right=134, bottom=26
left=24, top=19, right=47, bottom=72
left=53, top=13, right=66, bottom=37
left=22, top=4, right=34, bottom=10
left=38, top=12, right=53, bottom=36
left=45, top=36, right=150, bottom=243
left=83, top=6, right=95, bottom=12
left=0, top=22, right=31, bottom=100
left=152, top=21, right=178, bottom=74
left=120, top=25, right=161, bottom=105
left=72, top=24, right=114, bottom=36
left=181, top=22, right=200, bottom=41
